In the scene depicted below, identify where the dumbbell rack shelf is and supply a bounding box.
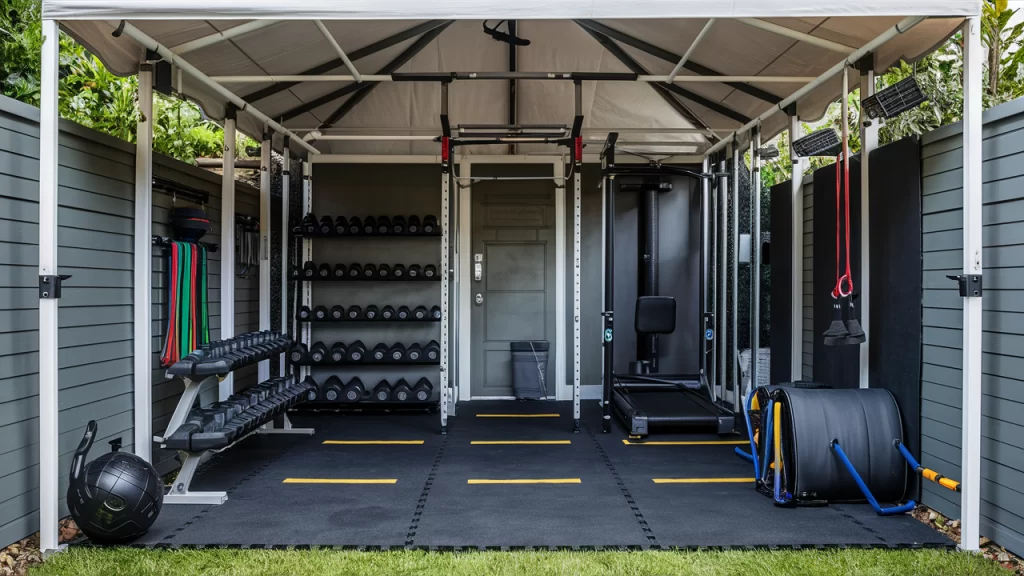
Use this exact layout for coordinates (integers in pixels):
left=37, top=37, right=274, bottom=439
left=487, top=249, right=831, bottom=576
left=299, top=318, right=441, bottom=323
left=295, top=276, right=441, bottom=283
left=303, top=398, right=439, bottom=412
left=293, top=360, right=441, bottom=367
left=293, top=230, right=442, bottom=239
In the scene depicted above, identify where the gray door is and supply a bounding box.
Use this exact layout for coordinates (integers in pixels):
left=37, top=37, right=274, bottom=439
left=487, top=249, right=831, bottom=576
left=470, top=165, right=556, bottom=398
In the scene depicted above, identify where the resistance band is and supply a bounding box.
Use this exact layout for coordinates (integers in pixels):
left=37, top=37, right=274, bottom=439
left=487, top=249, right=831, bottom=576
left=160, top=241, right=211, bottom=367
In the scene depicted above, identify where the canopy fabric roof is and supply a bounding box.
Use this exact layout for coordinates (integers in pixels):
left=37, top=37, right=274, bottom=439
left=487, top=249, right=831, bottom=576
left=56, top=10, right=977, bottom=155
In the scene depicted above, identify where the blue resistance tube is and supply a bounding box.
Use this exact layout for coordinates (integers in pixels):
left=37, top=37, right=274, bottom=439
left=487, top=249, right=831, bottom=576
left=831, top=439, right=917, bottom=516
left=771, top=403, right=793, bottom=506
left=759, top=400, right=775, bottom=482
left=734, top=389, right=760, bottom=475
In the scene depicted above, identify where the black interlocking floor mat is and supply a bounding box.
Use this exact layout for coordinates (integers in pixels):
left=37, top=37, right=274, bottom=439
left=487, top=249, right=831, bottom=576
left=124, top=401, right=951, bottom=549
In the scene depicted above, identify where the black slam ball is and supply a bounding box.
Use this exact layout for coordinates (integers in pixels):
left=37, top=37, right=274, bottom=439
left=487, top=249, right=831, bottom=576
left=67, top=421, right=164, bottom=544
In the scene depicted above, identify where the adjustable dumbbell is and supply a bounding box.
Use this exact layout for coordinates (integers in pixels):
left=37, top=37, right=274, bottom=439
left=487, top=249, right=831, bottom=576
left=422, top=215, right=438, bottom=234
left=348, top=263, right=363, bottom=278
left=377, top=264, right=391, bottom=279
left=392, top=379, right=412, bottom=401
left=346, top=340, right=366, bottom=362
left=413, top=378, right=433, bottom=401
left=392, top=215, right=406, bottom=234
left=377, top=216, right=392, bottom=234
left=407, top=215, right=421, bottom=234
left=372, top=380, right=393, bottom=401
left=334, top=263, right=347, bottom=278
left=348, top=216, right=362, bottom=235
left=297, top=306, right=313, bottom=321
left=309, top=341, right=329, bottom=364
left=363, top=263, right=377, bottom=279
left=413, top=306, right=429, bottom=320
left=431, top=305, right=442, bottom=320
left=389, top=342, right=406, bottom=362
left=330, top=342, right=347, bottom=363
left=407, top=264, right=421, bottom=279
left=313, top=305, right=329, bottom=321
left=363, top=216, right=377, bottom=235
left=407, top=343, right=423, bottom=361
left=424, top=265, right=437, bottom=279
left=365, top=305, right=379, bottom=320
left=381, top=305, right=396, bottom=320
left=346, top=305, right=362, bottom=320
left=318, top=263, right=331, bottom=278
left=322, top=376, right=344, bottom=402
left=330, top=305, right=345, bottom=320
left=343, top=377, right=365, bottom=402
left=425, top=340, right=440, bottom=361
left=319, top=215, right=334, bottom=235
left=371, top=343, right=389, bottom=362
left=302, top=261, right=317, bottom=278
left=334, top=215, right=348, bottom=235
left=396, top=306, right=411, bottom=320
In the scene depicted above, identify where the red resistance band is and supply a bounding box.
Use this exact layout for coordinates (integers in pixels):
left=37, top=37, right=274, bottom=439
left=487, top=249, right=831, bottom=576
left=831, top=152, right=854, bottom=299
left=160, top=242, right=180, bottom=367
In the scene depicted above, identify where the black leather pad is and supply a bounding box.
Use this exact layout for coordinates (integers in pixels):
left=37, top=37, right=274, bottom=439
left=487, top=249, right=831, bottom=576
left=635, top=296, right=676, bottom=335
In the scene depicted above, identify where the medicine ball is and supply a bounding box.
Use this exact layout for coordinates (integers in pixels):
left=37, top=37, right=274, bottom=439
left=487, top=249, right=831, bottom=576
left=171, top=206, right=211, bottom=241
left=67, top=421, right=164, bottom=544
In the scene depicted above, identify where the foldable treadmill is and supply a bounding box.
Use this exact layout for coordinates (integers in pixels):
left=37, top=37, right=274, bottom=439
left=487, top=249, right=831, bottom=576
left=599, top=134, right=734, bottom=437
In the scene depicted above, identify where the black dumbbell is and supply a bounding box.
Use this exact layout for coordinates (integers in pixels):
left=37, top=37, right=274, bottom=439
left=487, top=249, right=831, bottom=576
left=330, top=342, right=347, bottom=363
left=302, top=261, right=317, bottom=278
left=334, top=216, right=348, bottom=235
left=297, top=306, right=313, bottom=321
left=373, top=380, right=392, bottom=401
left=330, top=305, right=345, bottom=320
left=363, top=216, right=377, bottom=235
left=389, top=342, right=406, bottom=362
left=425, top=340, right=440, bottom=361
left=319, top=215, right=334, bottom=235
left=377, top=216, right=392, bottom=234
left=422, top=215, right=438, bottom=234
left=377, top=264, right=391, bottom=279
left=413, top=306, right=429, bottom=320
left=348, top=216, right=362, bottom=235
left=288, top=343, right=308, bottom=363
left=318, top=263, right=331, bottom=278
left=424, top=265, right=437, bottom=279
left=346, top=340, right=366, bottom=362
left=407, top=264, right=421, bottom=279
left=392, top=216, right=406, bottom=234
left=333, top=263, right=347, bottom=278
left=365, top=305, right=379, bottom=320
left=300, top=376, right=322, bottom=402
left=407, top=215, right=421, bottom=234
left=371, top=343, right=389, bottom=362
left=397, top=306, right=411, bottom=320
left=346, top=305, right=362, bottom=320
left=313, top=305, right=329, bottom=321
left=343, top=378, right=365, bottom=402
left=322, top=375, right=344, bottom=402
left=302, top=213, right=318, bottom=236
left=412, top=378, right=433, bottom=401
left=392, top=264, right=405, bottom=278
left=363, top=264, right=377, bottom=279
left=407, top=343, right=423, bottom=361
left=348, top=263, right=363, bottom=278
left=392, top=379, right=412, bottom=401
left=381, top=305, right=396, bottom=320
left=431, top=305, right=442, bottom=320
left=309, top=341, right=328, bottom=363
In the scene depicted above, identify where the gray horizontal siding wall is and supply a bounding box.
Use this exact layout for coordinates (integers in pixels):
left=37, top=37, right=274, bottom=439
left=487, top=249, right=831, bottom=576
left=919, top=97, right=1024, bottom=556
left=802, top=176, right=814, bottom=381
left=0, top=94, right=259, bottom=547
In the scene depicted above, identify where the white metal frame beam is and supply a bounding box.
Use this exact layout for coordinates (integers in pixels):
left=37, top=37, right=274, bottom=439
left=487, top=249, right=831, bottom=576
left=258, top=135, right=272, bottom=382
left=170, top=20, right=281, bottom=54
left=667, top=18, right=716, bottom=83
left=960, top=15, right=983, bottom=554
left=859, top=62, right=877, bottom=389
left=788, top=113, right=804, bottom=383
left=211, top=73, right=812, bottom=84
left=735, top=18, right=856, bottom=54
left=280, top=140, right=291, bottom=375
left=220, top=116, right=236, bottom=400
left=133, top=64, right=154, bottom=463
left=750, top=126, right=761, bottom=392
left=312, top=21, right=363, bottom=82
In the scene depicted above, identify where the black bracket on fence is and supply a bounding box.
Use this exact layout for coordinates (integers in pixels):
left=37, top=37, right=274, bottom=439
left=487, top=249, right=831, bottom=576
left=946, top=274, right=983, bottom=298
left=39, top=275, right=72, bottom=299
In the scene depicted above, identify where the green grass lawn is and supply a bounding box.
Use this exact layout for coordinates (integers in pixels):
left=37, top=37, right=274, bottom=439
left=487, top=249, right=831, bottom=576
left=31, top=548, right=1010, bottom=576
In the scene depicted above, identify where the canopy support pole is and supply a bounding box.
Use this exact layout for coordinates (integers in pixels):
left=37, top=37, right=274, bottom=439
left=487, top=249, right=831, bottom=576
left=258, top=134, right=272, bottom=382
left=718, top=153, right=728, bottom=402
left=667, top=18, right=716, bottom=83
left=38, top=17, right=63, bottom=557
left=731, top=142, right=740, bottom=404
left=134, top=64, right=154, bottom=463
left=960, top=15, right=983, bottom=554
left=859, top=60, right=877, bottom=389
left=788, top=113, right=804, bottom=383
left=313, top=21, right=363, bottom=83
left=171, top=20, right=280, bottom=54
left=735, top=18, right=856, bottom=54
left=280, top=139, right=290, bottom=376
left=750, top=126, right=762, bottom=393
left=220, top=112, right=236, bottom=400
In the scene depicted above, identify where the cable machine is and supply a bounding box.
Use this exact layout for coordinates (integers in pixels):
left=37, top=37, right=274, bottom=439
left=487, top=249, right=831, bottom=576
left=600, top=134, right=734, bottom=437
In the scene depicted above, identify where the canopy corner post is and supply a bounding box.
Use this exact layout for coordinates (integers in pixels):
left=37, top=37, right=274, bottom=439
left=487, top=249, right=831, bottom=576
left=960, top=14, right=984, bottom=554
left=717, top=151, right=728, bottom=403
left=134, top=62, right=155, bottom=464
left=858, top=54, right=877, bottom=390
left=730, top=140, right=740, bottom=407
left=750, top=125, right=762, bottom=394
left=280, top=137, right=291, bottom=377
left=38, top=17, right=63, bottom=558
left=219, top=106, right=237, bottom=401
left=787, top=107, right=804, bottom=384
left=258, top=132, right=272, bottom=383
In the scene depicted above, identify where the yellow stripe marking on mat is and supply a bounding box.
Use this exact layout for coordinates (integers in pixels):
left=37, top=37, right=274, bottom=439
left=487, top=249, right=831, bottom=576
left=467, top=478, right=582, bottom=485
left=622, top=439, right=747, bottom=446
left=282, top=478, right=398, bottom=484
left=652, top=478, right=755, bottom=484
left=322, top=440, right=424, bottom=445
left=476, top=413, right=561, bottom=418
left=470, top=440, right=571, bottom=445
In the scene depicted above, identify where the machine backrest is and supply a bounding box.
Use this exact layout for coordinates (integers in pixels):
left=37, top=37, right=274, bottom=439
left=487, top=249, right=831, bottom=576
left=635, top=296, right=676, bottom=335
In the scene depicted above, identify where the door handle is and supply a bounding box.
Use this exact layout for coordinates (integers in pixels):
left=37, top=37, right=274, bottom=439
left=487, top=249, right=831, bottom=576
left=475, top=293, right=484, bottom=305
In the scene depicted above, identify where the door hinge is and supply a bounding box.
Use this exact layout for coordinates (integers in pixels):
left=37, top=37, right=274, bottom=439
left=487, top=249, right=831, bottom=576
left=946, top=274, right=983, bottom=298
left=39, top=274, right=72, bottom=299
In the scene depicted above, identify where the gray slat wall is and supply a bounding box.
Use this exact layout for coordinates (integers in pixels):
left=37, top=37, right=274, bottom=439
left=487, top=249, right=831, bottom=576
left=0, top=95, right=259, bottom=547
left=802, top=176, right=814, bottom=380
left=919, top=97, right=1024, bottom=556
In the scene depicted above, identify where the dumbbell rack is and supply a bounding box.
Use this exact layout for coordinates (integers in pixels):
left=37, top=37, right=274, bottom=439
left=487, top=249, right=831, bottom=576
left=159, top=333, right=313, bottom=506
left=293, top=176, right=444, bottom=413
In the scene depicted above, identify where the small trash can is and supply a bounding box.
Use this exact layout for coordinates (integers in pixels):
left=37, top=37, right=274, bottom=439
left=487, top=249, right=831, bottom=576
left=510, top=341, right=550, bottom=400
